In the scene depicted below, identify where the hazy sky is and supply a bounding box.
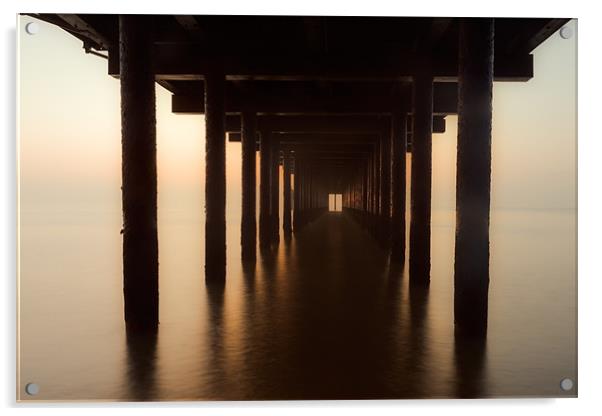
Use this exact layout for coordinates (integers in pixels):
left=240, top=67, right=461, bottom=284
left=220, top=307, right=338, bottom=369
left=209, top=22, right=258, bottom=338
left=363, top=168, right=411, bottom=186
left=18, top=17, right=576, bottom=215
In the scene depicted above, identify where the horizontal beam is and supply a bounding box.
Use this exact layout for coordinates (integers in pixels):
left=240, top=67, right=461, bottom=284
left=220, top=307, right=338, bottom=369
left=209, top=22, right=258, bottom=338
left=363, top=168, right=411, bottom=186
left=281, top=143, right=373, bottom=152
left=273, top=133, right=377, bottom=143
left=171, top=82, right=457, bottom=115
left=226, top=115, right=446, bottom=138
left=499, top=18, right=570, bottom=55
left=225, top=114, right=391, bottom=134
left=108, top=43, right=533, bottom=82
left=57, top=14, right=111, bottom=50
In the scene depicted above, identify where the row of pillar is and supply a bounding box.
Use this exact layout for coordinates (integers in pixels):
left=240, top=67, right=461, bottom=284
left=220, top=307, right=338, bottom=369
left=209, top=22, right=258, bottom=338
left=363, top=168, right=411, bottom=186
left=119, top=16, right=494, bottom=336
left=292, top=157, right=330, bottom=230
left=340, top=112, right=409, bottom=264
left=341, top=19, right=494, bottom=335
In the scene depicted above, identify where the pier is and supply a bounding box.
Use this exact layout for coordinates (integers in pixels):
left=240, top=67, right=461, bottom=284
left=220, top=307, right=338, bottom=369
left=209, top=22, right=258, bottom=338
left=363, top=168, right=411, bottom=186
left=29, top=14, right=568, bottom=336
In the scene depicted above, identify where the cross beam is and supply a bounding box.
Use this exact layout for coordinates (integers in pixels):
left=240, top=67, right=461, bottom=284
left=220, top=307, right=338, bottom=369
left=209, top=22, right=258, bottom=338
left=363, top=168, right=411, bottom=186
left=171, top=82, right=458, bottom=115
left=108, top=44, right=534, bottom=82
left=226, top=116, right=445, bottom=139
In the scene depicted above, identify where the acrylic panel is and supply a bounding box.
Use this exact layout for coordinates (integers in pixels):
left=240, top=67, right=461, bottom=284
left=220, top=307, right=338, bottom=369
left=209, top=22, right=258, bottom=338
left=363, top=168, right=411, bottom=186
left=17, top=14, right=577, bottom=401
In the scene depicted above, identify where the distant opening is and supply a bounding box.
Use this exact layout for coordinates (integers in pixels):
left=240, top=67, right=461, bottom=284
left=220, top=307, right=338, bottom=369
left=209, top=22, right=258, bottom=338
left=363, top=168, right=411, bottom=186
left=328, top=194, right=343, bottom=212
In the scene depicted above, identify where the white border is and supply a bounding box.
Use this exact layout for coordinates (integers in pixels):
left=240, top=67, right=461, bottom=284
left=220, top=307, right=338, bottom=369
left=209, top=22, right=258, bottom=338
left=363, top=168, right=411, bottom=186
left=2, top=1, right=601, bottom=415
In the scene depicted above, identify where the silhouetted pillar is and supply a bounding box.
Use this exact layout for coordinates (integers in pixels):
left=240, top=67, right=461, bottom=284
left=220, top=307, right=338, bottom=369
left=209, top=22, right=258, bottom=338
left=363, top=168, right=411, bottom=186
left=299, top=161, right=305, bottom=225
left=410, top=66, right=433, bottom=284
left=366, top=156, right=374, bottom=214
left=293, top=157, right=300, bottom=231
left=303, top=161, right=309, bottom=222
left=375, top=139, right=381, bottom=217
left=283, top=151, right=292, bottom=234
left=373, top=140, right=381, bottom=237
left=120, top=15, right=158, bottom=329
left=380, top=125, right=392, bottom=246
left=241, top=111, right=257, bottom=261
left=391, top=109, right=408, bottom=263
left=362, top=160, right=370, bottom=221
left=307, top=164, right=312, bottom=211
left=204, top=70, right=227, bottom=283
left=270, top=140, right=280, bottom=242
left=454, top=18, right=494, bottom=336
left=259, top=129, right=271, bottom=247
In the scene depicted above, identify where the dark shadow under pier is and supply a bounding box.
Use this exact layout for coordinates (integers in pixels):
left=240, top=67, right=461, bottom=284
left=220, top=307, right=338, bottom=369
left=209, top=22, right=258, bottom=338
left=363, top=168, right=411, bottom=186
left=194, top=212, right=488, bottom=399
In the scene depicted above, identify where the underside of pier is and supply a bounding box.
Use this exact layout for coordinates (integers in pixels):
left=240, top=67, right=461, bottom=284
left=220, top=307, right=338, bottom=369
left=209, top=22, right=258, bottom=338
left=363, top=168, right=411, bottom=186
left=30, top=13, right=568, bottom=335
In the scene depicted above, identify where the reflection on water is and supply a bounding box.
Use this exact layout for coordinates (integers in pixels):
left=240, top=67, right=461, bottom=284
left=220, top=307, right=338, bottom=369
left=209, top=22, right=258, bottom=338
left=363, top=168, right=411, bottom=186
left=125, top=328, right=158, bottom=401
left=18, top=209, right=576, bottom=400
left=454, top=332, right=487, bottom=398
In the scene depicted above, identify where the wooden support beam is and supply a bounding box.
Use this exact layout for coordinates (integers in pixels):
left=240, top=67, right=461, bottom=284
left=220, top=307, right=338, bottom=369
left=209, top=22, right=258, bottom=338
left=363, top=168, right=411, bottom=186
left=226, top=115, right=387, bottom=134
left=373, top=138, right=381, bottom=226
left=259, top=130, right=272, bottom=247
left=391, top=109, right=408, bottom=263
left=225, top=115, right=446, bottom=138
left=363, top=160, right=369, bottom=214
left=413, top=17, right=454, bottom=52
left=58, top=14, right=111, bottom=50
left=276, top=134, right=378, bottom=144
left=380, top=130, right=392, bottom=246
left=283, top=151, right=293, bottom=234
left=500, top=18, right=570, bottom=55
left=271, top=139, right=280, bottom=243
left=297, top=155, right=368, bottom=161
left=293, top=157, right=300, bottom=231
left=119, top=15, right=158, bottom=329
left=267, top=115, right=390, bottom=134
left=432, top=115, right=447, bottom=134
left=204, top=70, right=227, bottom=283
left=303, top=17, right=327, bottom=54
left=173, top=15, right=203, bottom=41
left=241, top=111, right=257, bottom=261
left=410, top=65, right=433, bottom=285
left=108, top=43, right=534, bottom=81
left=454, top=18, right=494, bottom=336
left=367, top=157, right=373, bottom=215
left=280, top=143, right=374, bottom=152
left=171, top=82, right=457, bottom=115
left=520, top=19, right=569, bottom=54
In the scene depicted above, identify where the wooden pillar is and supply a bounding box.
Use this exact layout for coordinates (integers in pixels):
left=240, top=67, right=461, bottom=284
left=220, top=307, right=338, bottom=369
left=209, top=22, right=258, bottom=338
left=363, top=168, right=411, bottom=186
left=364, top=159, right=367, bottom=213
left=283, top=151, right=292, bottom=234
left=270, top=139, right=280, bottom=242
left=363, top=160, right=369, bottom=224
left=302, top=162, right=307, bottom=211
left=353, top=171, right=360, bottom=210
left=119, top=15, right=158, bottom=328
left=366, top=156, right=374, bottom=214
left=454, top=18, right=494, bottom=336
left=308, top=164, right=313, bottom=212
left=380, top=125, right=392, bottom=246
left=241, top=111, right=257, bottom=261
left=391, top=109, right=408, bottom=263
left=373, top=140, right=381, bottom=237
left=295, top=158, right=305, bottom=223
left=410, top=66, right=433, bottom=284
left=259, top=129, right=271, bottom=246
left=204, top=69, right=227, bottom=283
left=293, top=156, right=300, bottom=231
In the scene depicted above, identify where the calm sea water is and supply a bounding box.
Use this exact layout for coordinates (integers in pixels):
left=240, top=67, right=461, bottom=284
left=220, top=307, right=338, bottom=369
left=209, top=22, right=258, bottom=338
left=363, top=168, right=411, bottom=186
left=18, top=204, right=577, bottom=401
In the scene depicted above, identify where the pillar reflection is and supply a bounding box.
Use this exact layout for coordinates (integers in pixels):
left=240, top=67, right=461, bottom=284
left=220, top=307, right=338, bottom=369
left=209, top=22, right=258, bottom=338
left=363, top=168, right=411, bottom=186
left=125, top=326, right=158, bottom=401
left=453, top=333, right=488, bottom=398
left=204, top=281, right=226, bottom=398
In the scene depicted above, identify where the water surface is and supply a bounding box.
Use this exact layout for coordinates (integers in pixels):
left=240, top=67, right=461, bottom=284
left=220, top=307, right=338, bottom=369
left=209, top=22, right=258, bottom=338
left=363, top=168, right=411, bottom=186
left=18, top=206, right=576, bottom=400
